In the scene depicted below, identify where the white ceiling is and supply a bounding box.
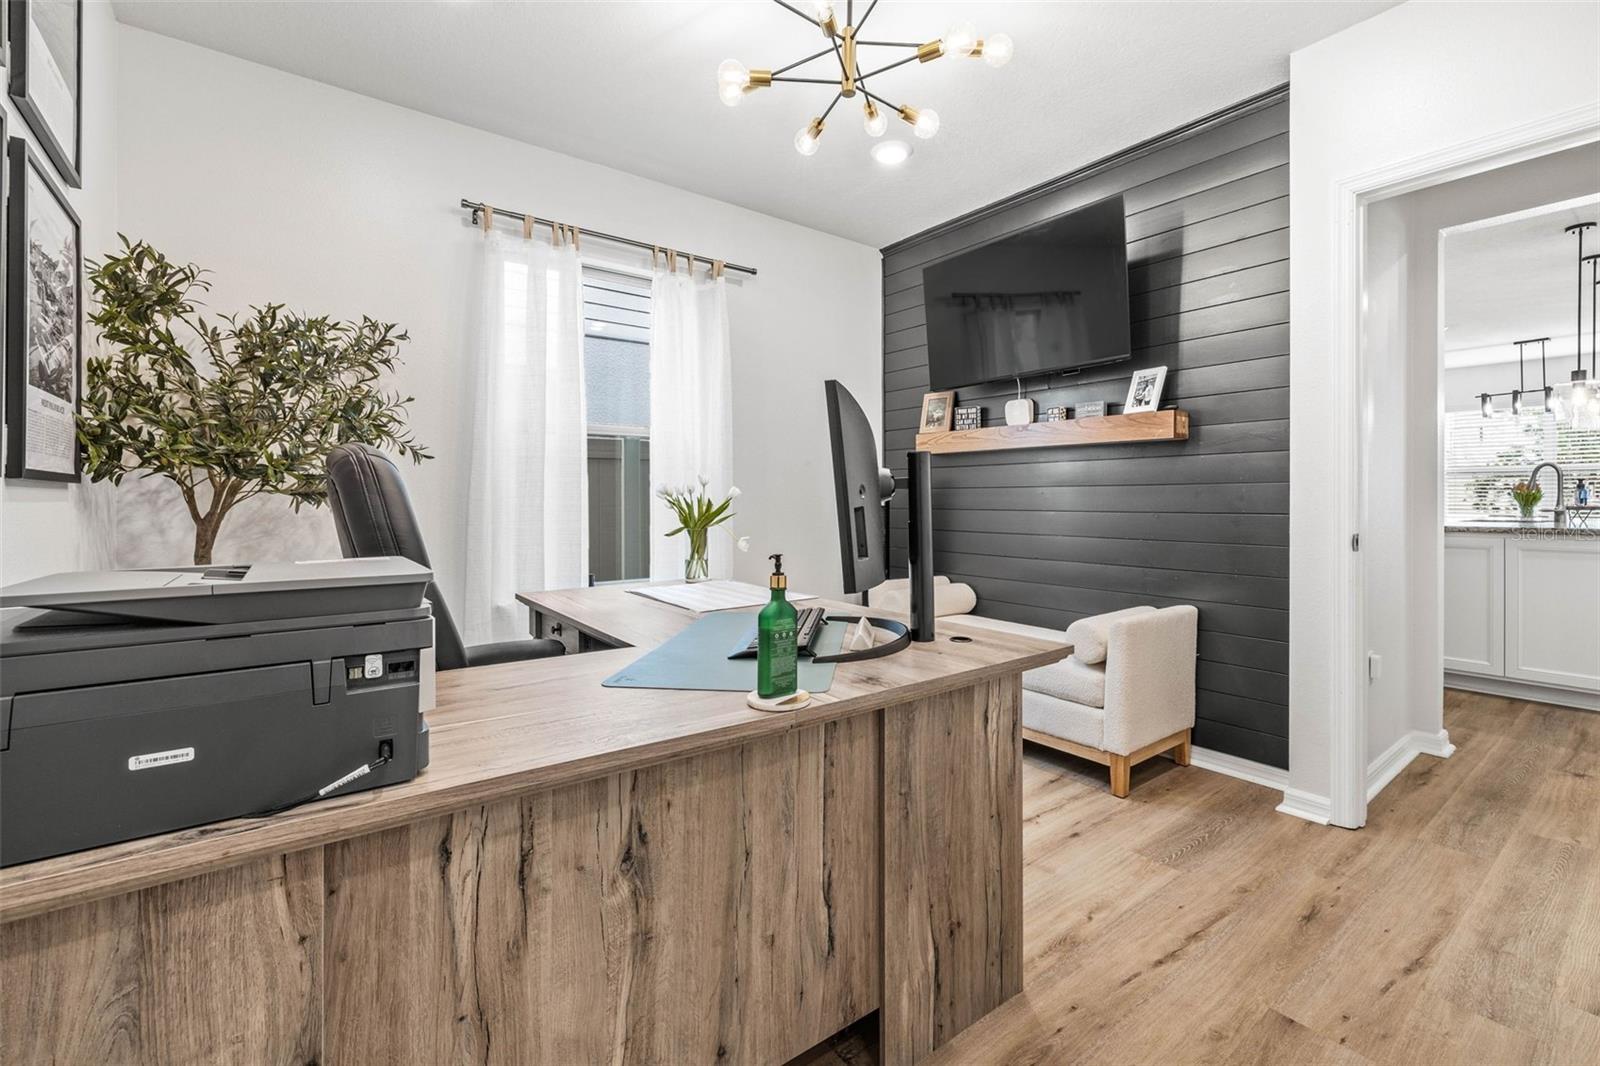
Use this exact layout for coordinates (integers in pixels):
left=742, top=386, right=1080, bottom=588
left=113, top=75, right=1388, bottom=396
left=1442, top=197, right=1600, bottom=371
left=111, top=0, right=1394, bottom=247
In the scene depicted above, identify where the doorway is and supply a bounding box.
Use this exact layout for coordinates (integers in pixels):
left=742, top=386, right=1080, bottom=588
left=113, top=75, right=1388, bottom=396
left=1352, top=144, right=1600, bottom=826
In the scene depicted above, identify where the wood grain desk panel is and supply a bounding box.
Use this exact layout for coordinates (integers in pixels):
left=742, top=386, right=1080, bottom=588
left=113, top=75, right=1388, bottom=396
left=1, top=587, right=1067, bottom=1065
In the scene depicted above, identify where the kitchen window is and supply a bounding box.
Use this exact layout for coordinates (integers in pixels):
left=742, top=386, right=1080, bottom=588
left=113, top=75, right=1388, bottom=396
left=1444, top=409, right=1600, bottom=518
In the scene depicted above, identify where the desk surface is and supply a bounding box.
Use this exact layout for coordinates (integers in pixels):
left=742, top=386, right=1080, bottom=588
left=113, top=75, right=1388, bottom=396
left=1, top=587, right=1067, bottom=922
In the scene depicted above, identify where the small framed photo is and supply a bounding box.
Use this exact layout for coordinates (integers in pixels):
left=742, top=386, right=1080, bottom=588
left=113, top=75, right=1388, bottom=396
left=7, top=0, right=82, bottom=188
left=5, top=136, right=83, bottom=481
left=1124, top=367, right=1167, bottom=414
left=919, top=390, right=955, bottom=433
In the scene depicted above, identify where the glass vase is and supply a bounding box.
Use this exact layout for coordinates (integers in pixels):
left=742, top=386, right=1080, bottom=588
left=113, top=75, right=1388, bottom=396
left=684, top=529, right=710, bottom=582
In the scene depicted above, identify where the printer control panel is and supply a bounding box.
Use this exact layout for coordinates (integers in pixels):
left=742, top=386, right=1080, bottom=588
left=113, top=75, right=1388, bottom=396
left=344, top=651, right=420, bottom=690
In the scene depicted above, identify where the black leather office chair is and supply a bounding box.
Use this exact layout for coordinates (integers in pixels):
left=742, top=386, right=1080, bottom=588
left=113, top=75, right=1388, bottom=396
left=325, top=443, right=565, bottom=669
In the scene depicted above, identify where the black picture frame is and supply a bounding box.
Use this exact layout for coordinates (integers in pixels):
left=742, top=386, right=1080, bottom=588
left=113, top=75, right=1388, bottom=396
left=5, top=136, right=82, bottom=482
left=6, top=0, right=82, bottom=189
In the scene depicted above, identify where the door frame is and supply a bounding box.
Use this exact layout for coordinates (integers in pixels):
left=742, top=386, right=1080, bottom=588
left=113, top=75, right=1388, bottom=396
left=1326, top=103, right=1600, bottom=829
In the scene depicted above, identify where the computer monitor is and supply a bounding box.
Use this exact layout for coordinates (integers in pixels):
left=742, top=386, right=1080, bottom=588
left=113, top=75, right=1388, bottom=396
left=824, top=380, right=936, bottom=641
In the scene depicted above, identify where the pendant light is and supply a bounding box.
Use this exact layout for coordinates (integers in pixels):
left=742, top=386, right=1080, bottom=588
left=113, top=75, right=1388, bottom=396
left=1562, top=222, right=1597, bottom=427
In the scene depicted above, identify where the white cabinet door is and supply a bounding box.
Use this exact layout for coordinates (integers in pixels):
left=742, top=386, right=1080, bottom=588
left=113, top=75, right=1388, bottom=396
left=1505, top=537, right=1600, bottom=692
left=1443, top=534, right=1504, bottom=677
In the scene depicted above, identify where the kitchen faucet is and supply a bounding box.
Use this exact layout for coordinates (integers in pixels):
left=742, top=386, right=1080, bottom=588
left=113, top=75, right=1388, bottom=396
left=1527, top=462, right=1568, bottom=528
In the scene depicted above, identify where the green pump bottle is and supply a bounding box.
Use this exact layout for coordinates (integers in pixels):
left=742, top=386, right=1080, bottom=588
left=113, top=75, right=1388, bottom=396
left=757, top=553, right=799, bottom=699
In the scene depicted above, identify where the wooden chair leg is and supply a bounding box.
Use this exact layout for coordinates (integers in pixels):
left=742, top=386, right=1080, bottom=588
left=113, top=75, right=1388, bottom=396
left=1173, top=730, right=1192, bottom=767
left=1108, top=754, right=1131, bottom=798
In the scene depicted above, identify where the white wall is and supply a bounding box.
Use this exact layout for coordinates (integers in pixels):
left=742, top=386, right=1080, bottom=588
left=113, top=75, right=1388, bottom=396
left=114, top=26, right=881, bottom=611
left=1361, top=144, right=1600, bottom=770
left=0, top=0, right=118, bottom=584
left=1289, top=0, right=1600, bottom=815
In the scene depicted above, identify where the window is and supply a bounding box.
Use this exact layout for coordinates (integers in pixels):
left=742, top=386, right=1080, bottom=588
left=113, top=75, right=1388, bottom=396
left=1444, top=409, right=1600, bottom=518
left=584, top=269, right=651, bottom=581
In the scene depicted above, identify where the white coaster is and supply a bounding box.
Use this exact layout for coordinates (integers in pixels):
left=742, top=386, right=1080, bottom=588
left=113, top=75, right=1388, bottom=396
left=746, top=689, right=812, bottom=712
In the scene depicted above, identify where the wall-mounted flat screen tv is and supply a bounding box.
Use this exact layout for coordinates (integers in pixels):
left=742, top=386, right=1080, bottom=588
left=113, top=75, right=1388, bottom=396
left=923, top=194, right=1132, bottom=390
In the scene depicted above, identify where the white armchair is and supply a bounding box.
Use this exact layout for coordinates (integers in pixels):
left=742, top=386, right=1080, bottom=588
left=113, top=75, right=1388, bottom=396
left=1020, top=605, right=1198, bottom=797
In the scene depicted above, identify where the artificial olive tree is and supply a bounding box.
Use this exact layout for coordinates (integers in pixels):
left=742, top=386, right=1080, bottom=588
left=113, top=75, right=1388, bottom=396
left=80, top=237, right=431, bottom=565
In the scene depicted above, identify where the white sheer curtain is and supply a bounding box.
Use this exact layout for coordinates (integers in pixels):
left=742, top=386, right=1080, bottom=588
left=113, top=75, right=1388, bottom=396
left=649, top=265, right=734, bottom=580
left=461, top=232, right=588, bottom=646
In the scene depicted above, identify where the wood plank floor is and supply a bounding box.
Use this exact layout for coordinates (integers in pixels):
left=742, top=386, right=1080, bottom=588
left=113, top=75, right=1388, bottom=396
left=795, top=689, right=1599, bottom=1066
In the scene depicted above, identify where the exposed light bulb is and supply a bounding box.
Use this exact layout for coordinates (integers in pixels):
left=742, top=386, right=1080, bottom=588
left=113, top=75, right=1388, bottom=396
left=1573, top=378, right=1594, bottom=415
left=794, top=118, right=824, bottom=156
left=944, top=21, right=978, bottom=57
left=871, top=139, right=913, bottom=166
left=1512, top=390, right=1523, bottom=416
left=812, top=0, right=834, bottom=19
left=863, top=100, right=887, bottom=137
left=912, top=108, right=940, bottom=139
left=719, top=82, right=745, bottom=107
left=717, top=58, right=750, bottom=89
left=1480, top=393, right=1494, bottom=419
left=981, top=32, right=1014, bottom=68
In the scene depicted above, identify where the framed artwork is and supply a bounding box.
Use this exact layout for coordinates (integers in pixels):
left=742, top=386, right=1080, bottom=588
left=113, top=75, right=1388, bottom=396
left=5, top=136, right=82, bottom=481
left=919, top=390, right=955, bottom=433
left=7, top=0, right=81, bottom=188
left=1123, top=366, right=1168, bottom=414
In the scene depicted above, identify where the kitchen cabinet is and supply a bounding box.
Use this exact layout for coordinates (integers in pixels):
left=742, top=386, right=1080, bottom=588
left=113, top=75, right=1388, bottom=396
left=1444, top=530, right=1599, bottom=697
left=1443, top=534, right=1504, bottom=677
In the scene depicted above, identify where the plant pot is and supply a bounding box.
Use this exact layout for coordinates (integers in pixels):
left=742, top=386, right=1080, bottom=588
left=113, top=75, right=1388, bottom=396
left=684, top=529, right=710, bottom=583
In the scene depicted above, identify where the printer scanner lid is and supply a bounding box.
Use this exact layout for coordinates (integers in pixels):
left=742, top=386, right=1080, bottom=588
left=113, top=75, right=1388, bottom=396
left=0, top=558, right=432, bottom=625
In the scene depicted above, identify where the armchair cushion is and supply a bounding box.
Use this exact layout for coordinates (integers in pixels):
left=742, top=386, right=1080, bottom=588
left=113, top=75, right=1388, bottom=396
left=866, top=575, right=977, bottom=617
left=1022, top=655, right=1106, bottom=709
left=1022, top=690, right=1103, bottom=750
left=1064, top=606, right=1156, bottom=665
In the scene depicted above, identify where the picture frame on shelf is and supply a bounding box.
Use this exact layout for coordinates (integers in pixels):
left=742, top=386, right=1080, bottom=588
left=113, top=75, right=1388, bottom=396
left=919, top=389, right=955, bottom=433
left=7, top=0, right=82, bottom=188
left=5, top=136, right=83, bottom=481
left=1123, top=366, right=1168, bottom=414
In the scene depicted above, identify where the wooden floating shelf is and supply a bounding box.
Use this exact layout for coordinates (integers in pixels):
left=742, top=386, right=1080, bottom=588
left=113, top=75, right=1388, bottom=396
left=915, top=409, right=1189, bottom=455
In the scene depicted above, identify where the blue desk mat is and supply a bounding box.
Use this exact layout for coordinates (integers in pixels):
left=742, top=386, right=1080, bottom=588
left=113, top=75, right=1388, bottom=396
left=602, top=609, right=844, bottom=692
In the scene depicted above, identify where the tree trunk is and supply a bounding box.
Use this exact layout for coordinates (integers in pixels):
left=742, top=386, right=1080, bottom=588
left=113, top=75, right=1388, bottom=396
left=192, top=510, right=227, bottom=566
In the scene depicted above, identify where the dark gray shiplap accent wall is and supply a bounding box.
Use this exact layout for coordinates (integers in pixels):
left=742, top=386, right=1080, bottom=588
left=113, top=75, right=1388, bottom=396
left=880, top=90, right=1290, bottom=768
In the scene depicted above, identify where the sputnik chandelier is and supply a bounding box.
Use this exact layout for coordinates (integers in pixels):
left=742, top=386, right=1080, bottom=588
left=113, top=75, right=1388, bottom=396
left=716, top=0, right=1013, bottom=160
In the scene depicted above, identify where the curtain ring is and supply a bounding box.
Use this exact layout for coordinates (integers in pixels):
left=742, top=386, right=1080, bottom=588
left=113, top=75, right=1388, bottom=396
left=652, top=245, right=660, bottom=270
left=571, top=227, right=581, bottom=252
left=521, top=213, right=533, bottom=240
left=480, top=205, right=494, bottom=234
left=550, top=220, right=560, bottom=245
left=714, top=259, right=725, bottom=279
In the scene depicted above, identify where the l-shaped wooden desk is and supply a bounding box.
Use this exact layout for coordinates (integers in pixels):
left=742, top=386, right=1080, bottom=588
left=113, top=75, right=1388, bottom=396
left=1, top=585, right=1068, bottom=1065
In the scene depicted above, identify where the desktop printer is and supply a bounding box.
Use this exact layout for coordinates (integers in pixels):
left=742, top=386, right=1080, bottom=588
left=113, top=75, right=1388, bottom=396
left=0, top=558, right=435, bottom=866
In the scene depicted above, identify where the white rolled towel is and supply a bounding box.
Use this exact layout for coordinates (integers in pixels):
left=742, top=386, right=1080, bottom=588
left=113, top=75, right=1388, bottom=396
left=867, top=576, right=977, bottom=617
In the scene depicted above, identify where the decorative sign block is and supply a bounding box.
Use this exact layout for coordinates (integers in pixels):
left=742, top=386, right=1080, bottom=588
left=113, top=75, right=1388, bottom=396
left=1074, top=400, right=1107, bottom=419
left=1042, top=406, right=1071, bottom=422
left=953, top=405, right=984, bottom=430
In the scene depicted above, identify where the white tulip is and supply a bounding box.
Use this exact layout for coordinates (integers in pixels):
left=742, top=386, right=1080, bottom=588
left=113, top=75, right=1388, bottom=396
left=736, top=536, right=751, bottom=552
left=699, top=474, right=709, bottom=487
left=727, top=486, right=742, bottom=499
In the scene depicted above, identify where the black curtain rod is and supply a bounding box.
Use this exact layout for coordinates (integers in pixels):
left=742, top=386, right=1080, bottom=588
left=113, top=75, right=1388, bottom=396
left=459, top=199, right=758, bottom=276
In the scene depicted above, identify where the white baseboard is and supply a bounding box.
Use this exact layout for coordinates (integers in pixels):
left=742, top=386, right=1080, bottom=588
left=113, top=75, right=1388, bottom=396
left=1365, top=729, right=1455, bottom=803
left=1190, top=746, right=1288, bottom=790
left=1275, top=788, right=1332, bottom=826
left=1444, top=672, right=1600, bottom=712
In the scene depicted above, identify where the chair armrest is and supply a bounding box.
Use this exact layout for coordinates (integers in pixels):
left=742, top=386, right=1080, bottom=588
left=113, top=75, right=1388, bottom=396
left=1102, top=606, right=1198, bottom=755
left=463, top=638, right=567, bottom=668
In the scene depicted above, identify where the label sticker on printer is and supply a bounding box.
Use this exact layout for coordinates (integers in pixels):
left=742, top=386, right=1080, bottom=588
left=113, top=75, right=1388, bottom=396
left=128, top=747, right=196, bottom=771
left=363, top=653, right=384, bottom=679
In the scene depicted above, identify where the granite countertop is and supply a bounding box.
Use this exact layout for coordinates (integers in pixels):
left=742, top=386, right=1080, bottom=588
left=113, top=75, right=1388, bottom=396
left=1445, top=518, right=1599, bottom=538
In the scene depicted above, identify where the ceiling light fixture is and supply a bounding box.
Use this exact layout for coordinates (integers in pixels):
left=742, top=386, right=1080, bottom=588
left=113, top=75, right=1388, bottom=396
left=871, top=139, right=912, bottom=166
left=717, top=0, right=1013, bottom=159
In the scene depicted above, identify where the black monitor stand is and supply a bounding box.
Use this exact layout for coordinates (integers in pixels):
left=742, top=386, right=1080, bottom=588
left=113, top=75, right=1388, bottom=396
left=904, top=450, right=936, bottom=642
